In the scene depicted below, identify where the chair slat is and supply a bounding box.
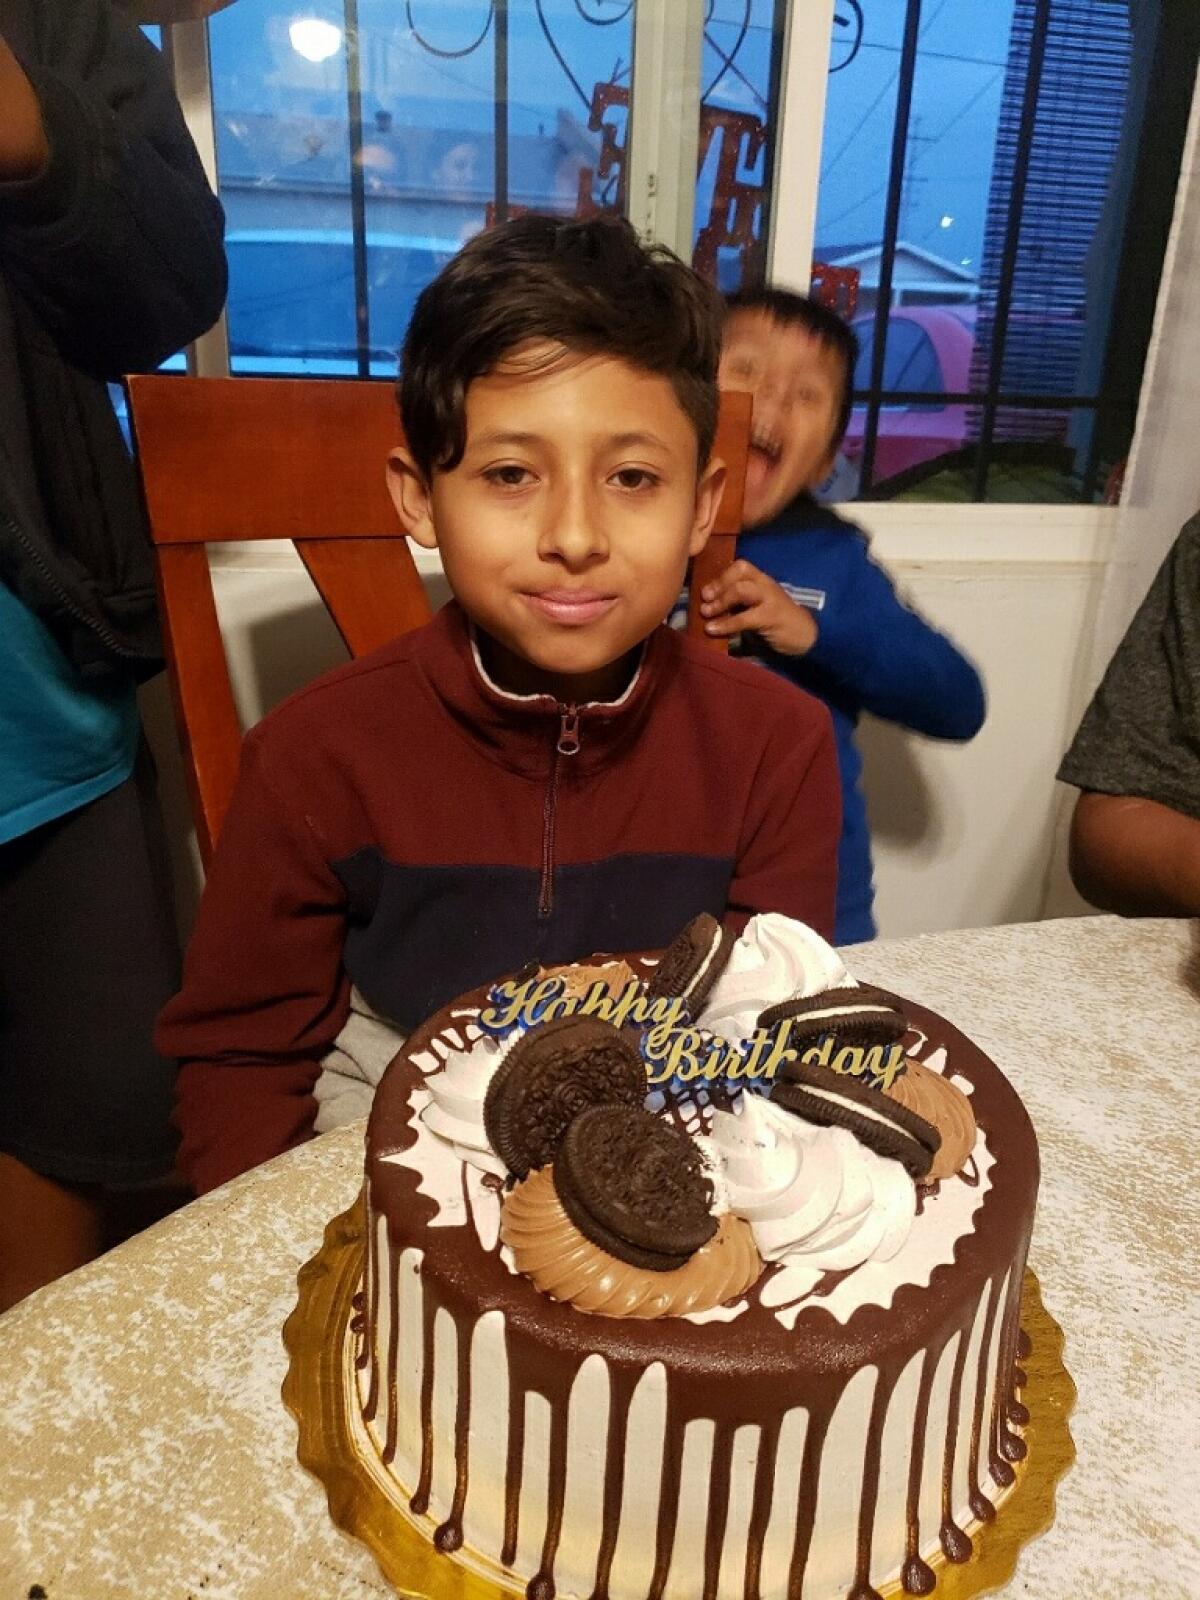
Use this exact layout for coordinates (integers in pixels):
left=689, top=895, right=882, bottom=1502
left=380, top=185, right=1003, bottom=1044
left=297, top=539, right=433, bottom=659
left=690, top=388, right=751, bottom=652
left=154, top=544, right=242, bottom=865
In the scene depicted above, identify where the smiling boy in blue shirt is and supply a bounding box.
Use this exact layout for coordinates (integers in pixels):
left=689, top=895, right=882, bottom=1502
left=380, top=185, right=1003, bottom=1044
left=699, top=289, right=986, bottom=943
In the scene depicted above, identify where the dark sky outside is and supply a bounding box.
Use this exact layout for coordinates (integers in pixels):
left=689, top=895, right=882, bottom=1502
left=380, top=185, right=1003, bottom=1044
left=207, top=0, right=1018, bottom=277
left=817, top=0, right=1016, bottom=271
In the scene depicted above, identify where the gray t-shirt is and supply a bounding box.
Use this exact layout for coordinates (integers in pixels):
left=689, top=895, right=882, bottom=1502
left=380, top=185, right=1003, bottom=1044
left=1058, top=513, right=1200, bottom=821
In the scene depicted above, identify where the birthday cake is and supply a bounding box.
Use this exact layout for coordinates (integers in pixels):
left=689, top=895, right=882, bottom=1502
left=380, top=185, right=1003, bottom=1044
left=350, top=914, right=1039, bottom=1599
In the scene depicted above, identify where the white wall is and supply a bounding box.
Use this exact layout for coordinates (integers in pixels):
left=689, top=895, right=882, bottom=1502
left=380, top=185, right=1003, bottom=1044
left=854, top=534, right=1106, bottom=937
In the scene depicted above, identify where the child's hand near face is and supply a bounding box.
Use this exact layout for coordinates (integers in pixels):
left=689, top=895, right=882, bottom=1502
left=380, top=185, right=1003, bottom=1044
left=700, top=558, right=819, bottom=656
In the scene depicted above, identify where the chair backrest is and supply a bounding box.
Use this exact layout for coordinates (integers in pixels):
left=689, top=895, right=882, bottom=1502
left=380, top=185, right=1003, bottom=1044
left=689, top=387, right=750, bottom=639
left=128, top=376, right=749, bottom=864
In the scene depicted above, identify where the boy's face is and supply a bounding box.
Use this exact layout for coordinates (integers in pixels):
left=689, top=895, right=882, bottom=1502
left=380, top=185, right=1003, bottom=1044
left=389, top=345, right=724, bottom=702
left=718, top=309, right=846, bottom=526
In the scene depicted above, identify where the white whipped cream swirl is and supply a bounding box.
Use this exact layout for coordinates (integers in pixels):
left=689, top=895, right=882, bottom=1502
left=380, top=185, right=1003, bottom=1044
left=419, top=1028, right=523, bottom=1180
left=709, top=1093, right=914, bottom=1281
left=698, top=913, right=852, bottom=1043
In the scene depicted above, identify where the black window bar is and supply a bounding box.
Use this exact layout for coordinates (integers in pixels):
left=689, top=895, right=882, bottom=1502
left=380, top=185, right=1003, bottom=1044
left=344, top=0, right=371, bottom=379
left=494, top=0, right=510, bottom=226
left=856, top=0, right=923, bottom=496
left=341, top=0, right=511, bottom=376
left=856, top=0, right=1057, bottom=502
left=969, top=0, right=1051, bottom=501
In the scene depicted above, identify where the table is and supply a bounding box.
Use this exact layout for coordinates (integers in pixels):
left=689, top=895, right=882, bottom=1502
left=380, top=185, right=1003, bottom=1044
left=2, top=916, right=1198, bottom=1599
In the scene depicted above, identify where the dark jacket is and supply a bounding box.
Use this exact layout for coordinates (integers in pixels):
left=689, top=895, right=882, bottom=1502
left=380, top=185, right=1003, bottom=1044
left=0, top=0, right=226, bottom=680
left=157, top=602, right=841, bottom=1193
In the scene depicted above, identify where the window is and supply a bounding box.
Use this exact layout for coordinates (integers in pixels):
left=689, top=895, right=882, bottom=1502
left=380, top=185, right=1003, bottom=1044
left=177, top=0, right=1198, bottom=504
left=208, top=0, right=636, bottom=377
left=692, top=0, right=789, bottom=292
left=814, top=0, right=1200, bottom=502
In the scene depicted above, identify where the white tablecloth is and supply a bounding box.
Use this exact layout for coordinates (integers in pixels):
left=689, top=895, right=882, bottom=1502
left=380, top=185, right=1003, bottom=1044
left=2, top=916, right=1198, bottom=1599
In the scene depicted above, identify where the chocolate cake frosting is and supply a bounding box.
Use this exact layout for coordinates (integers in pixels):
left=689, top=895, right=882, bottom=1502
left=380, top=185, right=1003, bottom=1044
left=350, top=915, right=1039, bottom=1600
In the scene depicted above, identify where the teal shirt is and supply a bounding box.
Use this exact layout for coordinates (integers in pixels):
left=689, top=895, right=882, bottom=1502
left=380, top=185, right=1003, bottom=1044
left=0, top=582, right=140, bottom=846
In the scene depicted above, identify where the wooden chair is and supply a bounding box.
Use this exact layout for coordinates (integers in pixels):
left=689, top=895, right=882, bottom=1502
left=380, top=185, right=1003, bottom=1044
left=687, top=387, right=750, bottom=644
left=127, top=377, right=749, bottom=864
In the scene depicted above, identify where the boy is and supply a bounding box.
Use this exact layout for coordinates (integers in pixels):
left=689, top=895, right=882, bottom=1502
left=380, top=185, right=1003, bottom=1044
left=157, top=217, right=840, bottom=1196
left=699, top=288, right=986, bottom=944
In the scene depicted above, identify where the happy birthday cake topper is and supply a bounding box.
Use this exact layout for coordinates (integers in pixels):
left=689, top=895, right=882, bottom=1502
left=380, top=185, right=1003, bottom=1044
left=478, top=974, right=907, bottom=1091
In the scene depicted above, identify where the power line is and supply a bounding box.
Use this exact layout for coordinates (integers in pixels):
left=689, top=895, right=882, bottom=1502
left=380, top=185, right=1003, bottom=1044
left=820, top=60, right=1004, bottom=238
left=821, top=0, right=950, bottom=181
left=924, top=67, right=1004, bottom=146
left=821, top=75, right=899, bottom=181
left=820, top=179, right=889, bottom=233
left=857, top=42, right=1008, bottom=67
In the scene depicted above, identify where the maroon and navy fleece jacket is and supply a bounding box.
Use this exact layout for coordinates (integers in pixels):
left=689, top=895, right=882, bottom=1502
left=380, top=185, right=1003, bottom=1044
left=157, top=601, right=840, bottom=1194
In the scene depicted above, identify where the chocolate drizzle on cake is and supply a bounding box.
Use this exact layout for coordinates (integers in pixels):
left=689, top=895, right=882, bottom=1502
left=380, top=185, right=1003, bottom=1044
left=433, top=1308, right=474, bottom=1553
left=359, top=973, right=1038, bottom=1600
left=966, top=1273, right=1005, bottom=1525
left=940, top=1326, right=975, bottom=1563
left=849, top=1374, right=892, bottom=1600
left=590, top=1364, right=639, bottom=1600
left=903, top=1345, right=940, bottom=1593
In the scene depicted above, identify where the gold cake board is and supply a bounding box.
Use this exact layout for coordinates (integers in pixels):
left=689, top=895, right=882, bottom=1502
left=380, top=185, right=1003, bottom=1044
left=283, top=1197, right=1076, bottom=1600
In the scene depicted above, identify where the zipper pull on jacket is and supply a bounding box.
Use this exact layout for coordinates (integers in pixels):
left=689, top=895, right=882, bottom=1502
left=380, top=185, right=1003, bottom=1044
left=556, top=705, right=582, bottom=756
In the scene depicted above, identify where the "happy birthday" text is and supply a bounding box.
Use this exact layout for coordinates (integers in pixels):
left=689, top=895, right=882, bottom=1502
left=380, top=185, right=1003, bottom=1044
left=479, top=977, right=906, bottom=1090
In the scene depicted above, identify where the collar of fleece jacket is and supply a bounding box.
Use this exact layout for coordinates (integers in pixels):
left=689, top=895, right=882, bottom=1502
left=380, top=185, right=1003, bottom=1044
left=417, top=602, right=671, bottom=779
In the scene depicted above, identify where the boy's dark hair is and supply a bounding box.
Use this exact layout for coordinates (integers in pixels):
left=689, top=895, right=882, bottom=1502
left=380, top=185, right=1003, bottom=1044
left=399, top=214, right=721, bottom=479
left=723, top=287, right=859, bottom=451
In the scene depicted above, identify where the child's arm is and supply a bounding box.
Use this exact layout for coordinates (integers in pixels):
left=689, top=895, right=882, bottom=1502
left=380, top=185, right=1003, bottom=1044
left=1069, top=792, right=1200, bottom=916
left=156, top=731, right=352, bottom=1195
left=702, top=552, right=985, bottom=740
left=804, top=550, right=985, bottom=739
left=0, top=34, right=48, bottom=178
left=0, top=2, right=226, bottom=377
left=725, top=690, right=841, bottom=942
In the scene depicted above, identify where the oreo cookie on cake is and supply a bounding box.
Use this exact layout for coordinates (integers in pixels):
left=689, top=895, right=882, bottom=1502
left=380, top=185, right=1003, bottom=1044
left=647, top=913, right=735, bottom=1018
left=771, top=1056, right=940, bottom=1180
left=482, top=1015, right=645, bottom=1178
left=553, top=1104, right=717, bottom=1271
left=758, top=983, right=908, bottom=1050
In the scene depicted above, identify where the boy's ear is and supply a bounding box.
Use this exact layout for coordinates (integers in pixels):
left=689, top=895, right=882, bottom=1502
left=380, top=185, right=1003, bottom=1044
left=386, top=447, right=438, bottom=549
left=688, top=454, right=727, bottom=558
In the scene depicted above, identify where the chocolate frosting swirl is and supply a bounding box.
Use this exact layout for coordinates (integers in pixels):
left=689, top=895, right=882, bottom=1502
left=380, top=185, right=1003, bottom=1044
left=539, top=959, right=640, bottom=1000
left=501, top=1167, right=762, bottom=1319
left=885, top=1057, right=976, bottom=1180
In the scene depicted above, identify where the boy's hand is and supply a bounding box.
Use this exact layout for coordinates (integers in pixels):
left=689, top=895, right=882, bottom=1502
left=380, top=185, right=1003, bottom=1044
left=0, top=34, right=49, bottom=182
left=700, top=560, right=819, bottom=656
